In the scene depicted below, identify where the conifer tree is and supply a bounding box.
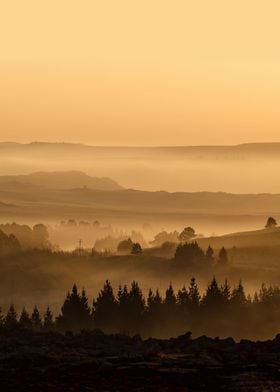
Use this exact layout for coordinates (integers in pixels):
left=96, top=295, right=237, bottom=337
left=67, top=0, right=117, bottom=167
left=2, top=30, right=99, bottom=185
left=5, top=305, right=18, bottom=328
left=93, top=280, right=117, bottom=332
left=19, top=307, right=32, bottom=329
left=31, top=306, right=42, bottom=331
left=43, top=306, right=54, bottom=330
left=218, top=247, right=228, bottom=265
left=205, top=246, right=214, bottom=264
left=188, top=278, right=201, bottom=308
left=57, top=284, right=92, bottom=332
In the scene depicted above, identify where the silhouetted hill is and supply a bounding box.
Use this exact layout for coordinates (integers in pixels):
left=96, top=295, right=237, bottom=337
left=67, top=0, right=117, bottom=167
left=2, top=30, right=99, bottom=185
left=2, top=141, right=280, bottom=192
left=197, top=227, right=280, bottom=249
left=0, top=171, right=123, bottom=191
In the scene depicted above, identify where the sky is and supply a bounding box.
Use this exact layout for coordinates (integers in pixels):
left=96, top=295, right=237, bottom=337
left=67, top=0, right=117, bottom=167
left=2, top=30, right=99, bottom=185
left=1, top=0, right=280, bottom=146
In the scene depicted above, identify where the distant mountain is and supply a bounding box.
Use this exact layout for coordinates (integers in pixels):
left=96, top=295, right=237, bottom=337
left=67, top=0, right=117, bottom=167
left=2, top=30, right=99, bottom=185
left=1, top=141, right=280, bottom=192
left=0, top=171, right=123, bottom=191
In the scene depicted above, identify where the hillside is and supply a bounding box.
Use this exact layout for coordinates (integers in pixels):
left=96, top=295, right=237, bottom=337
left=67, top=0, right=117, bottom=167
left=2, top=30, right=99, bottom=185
left=197, top=227, right=280, bottom=250
left=0, top=171, right=123, bottom=191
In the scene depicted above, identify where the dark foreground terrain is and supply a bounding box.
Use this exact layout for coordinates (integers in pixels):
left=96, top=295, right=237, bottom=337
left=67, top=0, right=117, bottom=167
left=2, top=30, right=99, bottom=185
left=2, top=330, right=280, bottom=391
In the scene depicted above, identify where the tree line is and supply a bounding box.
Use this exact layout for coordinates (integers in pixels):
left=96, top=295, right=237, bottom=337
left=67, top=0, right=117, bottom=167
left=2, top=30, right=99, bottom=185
left=1, top=277, right=280, bottom=340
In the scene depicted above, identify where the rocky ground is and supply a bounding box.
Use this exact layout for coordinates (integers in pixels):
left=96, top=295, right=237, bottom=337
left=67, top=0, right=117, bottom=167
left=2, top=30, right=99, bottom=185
left=1, top=329, right=280, bottom=391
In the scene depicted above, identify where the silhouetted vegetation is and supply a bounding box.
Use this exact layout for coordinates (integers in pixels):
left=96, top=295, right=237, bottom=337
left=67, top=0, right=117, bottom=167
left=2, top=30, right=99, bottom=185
left=265, top=216, right=277, bottom=228
left=2, top=277, right=280, bottom=340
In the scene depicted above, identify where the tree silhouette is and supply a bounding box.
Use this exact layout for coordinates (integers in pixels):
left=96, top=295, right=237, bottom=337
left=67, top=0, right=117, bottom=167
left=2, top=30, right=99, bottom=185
left=131, top=242, right=142, bottom=255
left=188, top=278, right=201, bottom=309
left=178, top=227, right=196, bottom=242
left=19, top=308, right=32, bottom=329
left=164, top=283, right=176, bottom=306
left=205, top=246, right=214, bottom=264
left=231, top=281, right=247, bottom=307
left=93, top=280, right=117, bottom=332
left=44, top=306, right=54, bottom=330
left=5, top=305, right=18, bottom=328
left=174, top=242, right=205, bottom=266
left=202, top=277, right=223, bottom=308
left=147, top=288, right=162, bottom=313
left=117, top=238, right=133, bottom=254
left=127, top=281, right=145, bottom=328
left=265, top=216, right=277, bottom=228
left=57, top=284, right=92, bottom=332
left=31, top=306, right=42, bottom=331
left=218, top=247, right=228, bottom=266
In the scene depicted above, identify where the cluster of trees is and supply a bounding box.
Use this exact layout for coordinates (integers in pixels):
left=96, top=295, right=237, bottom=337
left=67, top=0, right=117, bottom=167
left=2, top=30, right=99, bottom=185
left=0, top=305, right=54, bottom=331
left=117, top=238, right=142, bottom=255
left=2, top=278, right=280, bottom=340
left=174, top=242, right=228, bottom=267
left=0, top=223, right=49, bottom=251
left=150, top=227, right=196, bottom=247
left=0, top=230, right=21, bottom=255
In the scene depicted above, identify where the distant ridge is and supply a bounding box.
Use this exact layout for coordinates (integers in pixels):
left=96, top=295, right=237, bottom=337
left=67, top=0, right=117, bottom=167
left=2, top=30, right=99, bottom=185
left=2, top=141, right=280, bottom=193
left=0, top=171, right=123, bottom=191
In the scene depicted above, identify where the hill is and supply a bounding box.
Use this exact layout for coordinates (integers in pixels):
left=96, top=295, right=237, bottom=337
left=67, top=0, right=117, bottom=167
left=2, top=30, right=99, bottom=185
left=197, top=227, right=280, bottom=250
left=0, top=171, right=123, bottom=191
left=2, top=142, right=280, bottom=192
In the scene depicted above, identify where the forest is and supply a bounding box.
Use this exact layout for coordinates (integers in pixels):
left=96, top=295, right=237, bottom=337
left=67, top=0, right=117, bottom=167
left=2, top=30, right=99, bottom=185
left=1, top=277, right=280, bottom=341
left=1, top=218, right=280, bottom=341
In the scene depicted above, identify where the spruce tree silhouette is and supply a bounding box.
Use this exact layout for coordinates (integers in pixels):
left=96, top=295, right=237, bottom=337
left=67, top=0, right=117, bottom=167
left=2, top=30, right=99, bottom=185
left=202, top=277, right=223, bottom=308
left=126, top=281, right=145, bottom=333
left=188, top=278, right=201, bottom=309
left=57, top=284, right=92, bottom=332
left=93, top=280, right=117, bottom=332
left=31, top=306, right=42, bottom=331
left=5, top=305, right=18, bottom=328
left=147, top=289, right=162, bottom=314
left=19, top=308, right=32, bottom=329
left=231, top=281, right=247, bottom=307
left=177, top=286, right=190, bottom=308
left=218, top=247, right=228, bottom=265
left=164, top=283, right=176, bottom=306
left=117, top=284, right=130, bottom=332
left=44, top=306, right=54, bottom=330
left=205, top=246, right=215, bottom=264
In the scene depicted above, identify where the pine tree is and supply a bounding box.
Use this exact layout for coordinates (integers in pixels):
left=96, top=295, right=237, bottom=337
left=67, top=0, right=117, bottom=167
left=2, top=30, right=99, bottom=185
left=5, top=305, right=18, bottom=328
left=218, top=247, right=228, bottom=265
left=164, top=283, right=176, bottom=306
left=93, top=280, right=117, bottom=332
left=205, top=246, right=214, bottom=264
left=57, top=284, right=92, bottom=332
left=202, top=276, right=223, bottom=308
left=177, top=286, right=190, bottom=307
left=231, top=281, right=247, bottom=307
left=188, top=278, right=200, bottom=308
left=31, top=306, right=42, bottom=331
left=43, top=306, right=54, bottom=330
left=147, top=288, right=162, bottom=312
left=221, top=279, right=231, bottom=302
left=19, top=307, right=32, bottom=329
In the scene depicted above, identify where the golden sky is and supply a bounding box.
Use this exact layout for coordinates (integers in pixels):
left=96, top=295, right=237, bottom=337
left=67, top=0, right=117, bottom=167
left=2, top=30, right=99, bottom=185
left=1, top=0, right=280, bottom=145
